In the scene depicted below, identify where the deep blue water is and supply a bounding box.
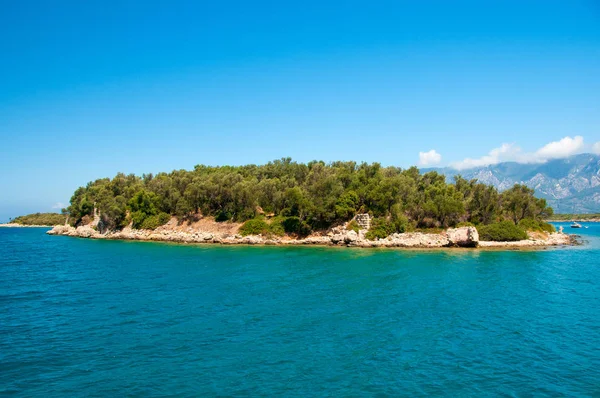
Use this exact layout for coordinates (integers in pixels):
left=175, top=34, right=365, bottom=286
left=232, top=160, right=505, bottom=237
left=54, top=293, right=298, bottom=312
left=1, top=224, right=599, bottom=397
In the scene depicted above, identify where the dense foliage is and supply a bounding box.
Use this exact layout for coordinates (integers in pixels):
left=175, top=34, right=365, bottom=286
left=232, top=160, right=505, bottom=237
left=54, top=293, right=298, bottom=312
left=11, top=213, right=66, bottom=226
left=66, top=158, right=553, bottom=234
left=518, top=218, right=555, bottom=233
left=365, top=210, right=409, bottom=240
left=280, top=216, right=312, bottom=237
left=239, top=219, right=271, bottom=236
left=346, top=220, right=360, bottom=233
left=478, top=221, right=529, bottom=242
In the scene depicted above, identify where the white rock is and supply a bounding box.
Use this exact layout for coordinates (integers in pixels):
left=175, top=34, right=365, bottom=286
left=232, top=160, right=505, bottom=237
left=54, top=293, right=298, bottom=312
left=446, top=227, right=479, bottom=247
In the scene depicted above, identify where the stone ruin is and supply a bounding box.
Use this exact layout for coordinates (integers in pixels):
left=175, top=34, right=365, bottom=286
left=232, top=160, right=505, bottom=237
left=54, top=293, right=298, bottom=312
left=353, top=213, right=372, bottom=230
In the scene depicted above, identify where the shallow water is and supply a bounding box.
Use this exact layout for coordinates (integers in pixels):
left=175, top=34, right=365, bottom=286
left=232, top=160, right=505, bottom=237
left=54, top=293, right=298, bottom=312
left=1, top=224, right=599, bottom=396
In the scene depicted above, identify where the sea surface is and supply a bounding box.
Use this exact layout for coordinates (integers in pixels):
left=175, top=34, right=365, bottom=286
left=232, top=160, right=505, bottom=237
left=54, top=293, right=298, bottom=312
left=1, top=224, right=599, bottom=397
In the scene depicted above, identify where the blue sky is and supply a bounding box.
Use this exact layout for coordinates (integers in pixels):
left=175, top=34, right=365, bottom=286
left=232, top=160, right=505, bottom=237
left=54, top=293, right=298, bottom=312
left=1, top=0, right=599, bottom=221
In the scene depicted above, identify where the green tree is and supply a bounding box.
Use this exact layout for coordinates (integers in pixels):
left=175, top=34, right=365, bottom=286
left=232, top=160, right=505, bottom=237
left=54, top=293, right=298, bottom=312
left=335, top=190, right=359, bottom=220
left=501, top=184, right=537, bottom=224
left=62, top=159, right=553, bottom=234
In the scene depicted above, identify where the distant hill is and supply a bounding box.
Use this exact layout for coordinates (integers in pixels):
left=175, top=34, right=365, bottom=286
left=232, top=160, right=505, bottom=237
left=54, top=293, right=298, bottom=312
left=424, top=153, right=600, bottom=213
left=11, top=212, right=67, bottom=226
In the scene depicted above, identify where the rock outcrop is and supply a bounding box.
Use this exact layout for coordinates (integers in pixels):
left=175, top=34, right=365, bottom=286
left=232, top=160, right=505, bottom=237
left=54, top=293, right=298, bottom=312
left=46, top=224, right=572, bottom=249
left=478, top=232, right=573, bottom=247
left=445, top=226, right=479, bottom=247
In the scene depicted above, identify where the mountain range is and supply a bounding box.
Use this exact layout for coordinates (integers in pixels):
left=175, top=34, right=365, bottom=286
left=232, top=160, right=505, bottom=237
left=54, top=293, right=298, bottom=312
left=424, top=153, right=600, bottom=214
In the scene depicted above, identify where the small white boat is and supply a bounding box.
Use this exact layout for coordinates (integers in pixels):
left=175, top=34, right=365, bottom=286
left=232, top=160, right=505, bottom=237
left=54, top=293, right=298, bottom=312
left=570, top=222, right=582, bottom=228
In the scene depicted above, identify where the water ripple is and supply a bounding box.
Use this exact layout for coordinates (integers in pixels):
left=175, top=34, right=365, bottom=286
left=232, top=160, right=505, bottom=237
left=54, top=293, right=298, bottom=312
left=1, top=226, right=600, bottom=396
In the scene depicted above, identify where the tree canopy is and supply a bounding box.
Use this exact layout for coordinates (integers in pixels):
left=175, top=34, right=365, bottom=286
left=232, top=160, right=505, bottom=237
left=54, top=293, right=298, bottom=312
left=66, top=158, right=553, bottom=233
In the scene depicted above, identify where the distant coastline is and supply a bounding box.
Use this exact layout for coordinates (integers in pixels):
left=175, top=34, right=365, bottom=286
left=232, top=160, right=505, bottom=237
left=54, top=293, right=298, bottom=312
left=546, top=213, right=600, bottom=222
left=4, top=212, right=67, bottom=227
left=546, top=218, right=600, bottom=223
left=0, top=223, right=53, bottom=228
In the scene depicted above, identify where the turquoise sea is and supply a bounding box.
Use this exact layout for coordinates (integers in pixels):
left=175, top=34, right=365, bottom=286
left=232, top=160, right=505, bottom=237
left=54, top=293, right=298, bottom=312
left=1, top=224, right=599, bottom=396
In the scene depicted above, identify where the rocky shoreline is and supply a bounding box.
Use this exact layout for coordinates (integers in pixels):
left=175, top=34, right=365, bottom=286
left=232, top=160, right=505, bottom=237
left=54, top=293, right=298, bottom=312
left=46, top=224, right=575, bottom=249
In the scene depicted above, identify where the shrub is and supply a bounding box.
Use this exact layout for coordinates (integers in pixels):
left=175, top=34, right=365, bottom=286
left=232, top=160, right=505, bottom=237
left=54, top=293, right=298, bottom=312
left=239, top=218, right=269, bottom=236
left=478, top=221, right=528, bottom=242
left=158, top=212, right=171, bottom=225
left=215, top=211, right=231, bottom=222
left=541, top=222, right=556, bottom=233
left=366, top=224, right=391, bottom=240
left=267, top=217, right=286, bottom=237
left=366, top=217, right=407, bottom=240
left=239, top=209, right=258, bottom=222
left=518, top=218, right=555, bottom=233
left=282, top=216, right=312, bottom=237
left=391, top=212, right=409, bottom=233
left=139, top=212, right=171, bottom=230
left=457, top=221, right=475, bottom=227
left=131, top=211, right=146, bottom=229
left=346, top=220, right=360, bottom=233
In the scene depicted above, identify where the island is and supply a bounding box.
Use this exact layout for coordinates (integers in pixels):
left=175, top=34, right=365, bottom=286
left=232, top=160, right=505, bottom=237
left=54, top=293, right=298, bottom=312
left=0, top=212, right=67, bottom=227
left=38, top=159, right=576, bottom=249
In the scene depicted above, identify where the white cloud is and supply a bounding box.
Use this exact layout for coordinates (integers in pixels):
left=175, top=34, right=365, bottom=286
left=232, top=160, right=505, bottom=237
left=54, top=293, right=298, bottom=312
left=451, top=136, right=587, bottom=170
left=592, top=141, right=600, bottom=155
left=451, top=143, right=522, bottom=170
left=52, top=202, right=65, bottom=209
left=535, top=135, right=584, bottom=160
left=419, top=149, right=442, bottom=166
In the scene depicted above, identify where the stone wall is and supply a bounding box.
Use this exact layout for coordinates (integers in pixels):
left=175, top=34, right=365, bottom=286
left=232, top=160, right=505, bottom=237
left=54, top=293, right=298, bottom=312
left=353, top=213, right=372, bottom=230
